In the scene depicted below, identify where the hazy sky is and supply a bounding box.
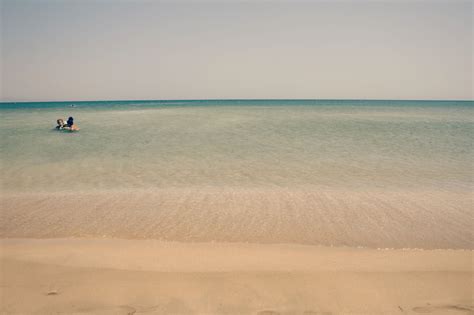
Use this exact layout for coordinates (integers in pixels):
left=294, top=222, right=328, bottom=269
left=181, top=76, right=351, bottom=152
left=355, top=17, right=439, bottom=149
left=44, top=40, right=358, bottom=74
left=1, top=0, right=472, bottom=101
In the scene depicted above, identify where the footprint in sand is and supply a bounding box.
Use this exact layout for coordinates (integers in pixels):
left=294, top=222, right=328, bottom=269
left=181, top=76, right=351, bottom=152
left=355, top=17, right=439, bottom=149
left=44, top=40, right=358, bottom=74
left=412, top=304, right=474, bottom=314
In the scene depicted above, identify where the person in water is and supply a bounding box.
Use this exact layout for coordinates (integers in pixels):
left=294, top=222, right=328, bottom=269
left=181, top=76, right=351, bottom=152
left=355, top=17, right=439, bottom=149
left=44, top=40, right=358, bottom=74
left=68, top=117, right=79, bottom=131
left=56, top=117, right=79, bottom=131
left=56, top=118, right=66, bottom=129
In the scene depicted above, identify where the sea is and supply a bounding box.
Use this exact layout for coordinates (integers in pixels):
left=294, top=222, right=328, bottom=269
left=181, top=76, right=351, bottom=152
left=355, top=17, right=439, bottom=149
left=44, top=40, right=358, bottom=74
left=1, top=99, right=472, bottom=248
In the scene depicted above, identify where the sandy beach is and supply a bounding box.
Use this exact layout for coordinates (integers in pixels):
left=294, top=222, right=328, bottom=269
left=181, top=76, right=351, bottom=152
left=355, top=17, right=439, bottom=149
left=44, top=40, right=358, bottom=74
left=1, top=238, right=473, bottom=315
left=1, top=187, right=473, bottom=314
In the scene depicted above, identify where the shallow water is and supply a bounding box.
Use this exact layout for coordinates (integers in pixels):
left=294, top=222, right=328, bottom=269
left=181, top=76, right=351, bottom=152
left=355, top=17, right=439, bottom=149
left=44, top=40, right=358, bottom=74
left=1, top=100, right=473, bottom=248
left=1, top=100, right=472, bottom=192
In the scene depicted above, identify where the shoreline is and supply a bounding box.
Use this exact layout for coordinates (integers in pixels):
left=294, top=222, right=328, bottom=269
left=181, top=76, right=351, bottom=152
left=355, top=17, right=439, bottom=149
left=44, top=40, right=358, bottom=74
left=2, top=188, right=472, bottom=250
left=3, top=238, right=472, bottom=272
left=1, top=238, right=473, bottom=314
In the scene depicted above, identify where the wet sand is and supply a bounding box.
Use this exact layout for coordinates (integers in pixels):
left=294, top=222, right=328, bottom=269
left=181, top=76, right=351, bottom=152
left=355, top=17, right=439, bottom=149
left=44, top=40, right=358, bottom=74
left=1, top=239, right=473, bottom=314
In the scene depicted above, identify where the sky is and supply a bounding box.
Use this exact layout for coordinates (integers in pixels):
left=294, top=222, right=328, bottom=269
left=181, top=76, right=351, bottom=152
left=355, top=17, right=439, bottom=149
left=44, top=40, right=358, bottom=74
left=0, top=0, right=472, bottom=102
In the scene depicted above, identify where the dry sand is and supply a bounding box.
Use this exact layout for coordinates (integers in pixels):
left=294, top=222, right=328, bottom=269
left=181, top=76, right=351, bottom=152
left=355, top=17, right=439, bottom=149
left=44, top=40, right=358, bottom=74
left=1, top=238, right=473, bottom=315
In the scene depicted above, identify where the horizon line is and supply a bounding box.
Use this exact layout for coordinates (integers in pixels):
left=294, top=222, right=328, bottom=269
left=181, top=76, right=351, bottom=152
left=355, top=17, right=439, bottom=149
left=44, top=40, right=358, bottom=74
left=1, top=98, right=473, bottom=104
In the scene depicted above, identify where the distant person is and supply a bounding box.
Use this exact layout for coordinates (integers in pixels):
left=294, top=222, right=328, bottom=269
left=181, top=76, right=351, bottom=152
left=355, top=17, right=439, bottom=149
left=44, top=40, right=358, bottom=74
left=56, top=118, right=66, bottom=129
left=66, top=116, right=80, bottom=131
left=55, top=116, right=79, bottom=131
left=67, top=116, right=80, bottom=131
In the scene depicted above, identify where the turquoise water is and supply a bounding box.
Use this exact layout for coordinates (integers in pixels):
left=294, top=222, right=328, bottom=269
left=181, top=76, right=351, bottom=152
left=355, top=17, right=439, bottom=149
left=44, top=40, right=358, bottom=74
left=1, top=100, right=473, bottom=193
left=1, top=100, right=473, bottom=248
